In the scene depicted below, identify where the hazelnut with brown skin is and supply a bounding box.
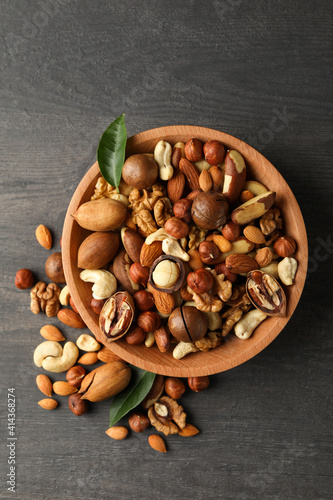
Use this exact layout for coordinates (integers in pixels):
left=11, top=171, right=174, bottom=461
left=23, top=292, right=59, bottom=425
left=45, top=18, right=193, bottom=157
left=122, top=154, right=158, bottom=189
left=199, top=241, right=221, bottom=264
left=222, top=221, right=241, bottom=242
left=45, top=252, right=66, bottom=284
left=15, top=268, right=34, bottom=289
left=164, top=217, right=189, bottom=239
left=215, top=262, right=238, bottom=283
left=125, top=326, right=146, bottom=345
left=187, top=268, right=214, bottom=294
left=129, top=262, right=149, bottom=287
left=68, top=393, right=88, bottom=416
left=165, top=377, right=186, bottom=399
left=188, top=376, right=210, bottom=392
left=173, top=198, right=192, bottom=224
left=168, top=306, right=208, bottom=343
left=203, top=140, right=226, bottom=165
left=137, top=311, right=161, bottom=333
left=185, top=138, right=204, bottom=162
left=133, top=290, right=155, bottom=311
left=191, top=191, right=229, bottom=230
left=90, top=298, right=106, bottom=315
left=128, top=412, right=150, bottom=433
left=66, top=366, right=86, bottom=388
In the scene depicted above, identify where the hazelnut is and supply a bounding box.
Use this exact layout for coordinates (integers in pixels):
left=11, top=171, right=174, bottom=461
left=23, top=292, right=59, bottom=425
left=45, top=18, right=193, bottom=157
left=133, top=290, right=155, bottom=311
left=187, top=189, right=202, bottom=201
left=203, top=140, right=226, bottom=165
left=168, top=306, right=208, bottom=343
left=90, top=298, right=106, bottom=315
left=187, top=268, right=214, bottom=294
left=128, top=412, right=150, bottom=433
left=165, top=377, right=186, bottom=399
left=66, top=366, right=87, bottom=388
left=141, top=374, right=165, bottom=409
left=188, top=376, right=210, bottom=392
left=164, top=217, right=189, bottom=239
left=122, top=154, right=158, bottom=189
left=173, top=198, right=192, bottom=224
left=198, top=241, right=221, bottom=264
left=45, top=252, right=65, bottom=284
left=15, top=268, right=34, bottom=289
left=214, top=262, right=237, bottom=283
left=125, top=326, right=146, bottom=345
left=184, top=138, right=204, bottom=162
left=152, top=259, right=180, bottom=289
left=209, top=166, right=224, bottom=191
left=154, top=326, right=171, bottom=353
left=273, top=236, right=296, bottom=257
left=222, top=221, right=241, bottom=242
left=129, top=262, right=149, bottom=287
left=68, top=393, right=88, bottom=416
left=191, top=191, right=229, bottom=230
left=137, top=311, right=161, bottom=333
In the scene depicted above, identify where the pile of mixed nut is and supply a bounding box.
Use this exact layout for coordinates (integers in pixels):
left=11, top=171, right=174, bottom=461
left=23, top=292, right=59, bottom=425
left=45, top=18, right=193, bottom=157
left=74, top=138, right=298, bottom=357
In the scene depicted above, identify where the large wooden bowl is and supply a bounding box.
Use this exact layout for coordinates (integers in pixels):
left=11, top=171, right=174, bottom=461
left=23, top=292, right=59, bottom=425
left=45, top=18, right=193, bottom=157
left=62, top=125, right=307, bottom=377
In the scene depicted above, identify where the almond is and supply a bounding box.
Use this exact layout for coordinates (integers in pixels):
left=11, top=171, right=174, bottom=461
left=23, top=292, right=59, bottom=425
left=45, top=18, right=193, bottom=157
left=255, top=247, right=274, bottom=267
left=38, top=398, right=58, bottom=410
left=57, top=309, right=86, bottom=329
left=36, top=374, right=53, bottom=397
left=77, top=352, right=99, bottom=365
left=178, top=423, right=200, bottom=437
left=53, top=381, right=78, bottom=396
left=140, top=241, right=163, bottom=268
left=225, top=254, right=259, bottom=274
left=35, top=224, right=52, bottom=249
left=213, top=234, right=232, bottom=253
left=148, top=434, right=167, bottom=453
left=167, top=169, right=185, bottom=204
left=209, top=166, right=224, bottom=191
left=179, top=158, right=200, bottom=191
left=148, top=283, right=175, bottom=315
left=40, top=325, right=65, bottom=342
left=243, top=225, right=266, bottom=245
left=106, top=426, right=128, bottom=440
left=97, top=347, right=123, bottom=364
left=199, top=169, right=213, bottom=192
left=188, top=249, right=204, bottom=270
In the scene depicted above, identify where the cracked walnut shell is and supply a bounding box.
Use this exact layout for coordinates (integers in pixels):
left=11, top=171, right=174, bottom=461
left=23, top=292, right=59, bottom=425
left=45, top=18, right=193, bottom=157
left=148, top=396, right=186, bottom=435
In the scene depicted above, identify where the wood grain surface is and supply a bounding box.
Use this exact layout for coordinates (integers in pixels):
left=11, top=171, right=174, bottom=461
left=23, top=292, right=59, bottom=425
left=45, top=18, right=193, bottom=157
left=1, top=1, right=332, bottom=499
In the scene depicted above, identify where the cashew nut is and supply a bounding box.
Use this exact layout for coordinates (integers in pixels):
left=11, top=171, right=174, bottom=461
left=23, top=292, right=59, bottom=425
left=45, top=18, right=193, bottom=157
left=162, top=237, right=190, bottom=261
left=234, top=309, right=267, bottom=340
left=278, top=257, right=298, bottom=286
left=42, top=341, right=79, bottom=373
left=260, top=260, right=279, bottom=280
left=145, top=331, right=155, bottom=347
left=145, top=227, right=168, bottom=245
left=59, top=285, right=70, bottom=306
left=80, top=269, right=117, bottom=300
left=173, top=341, right=199, bottom=360
left=109, top=193, right=129, bottom=207
left=204, top=310, right=223, bottom=331
left=76, top=334, right=101, bottom=352
left=154, top=140, right=174, bottom=181
left=194, top=159, right=211, bottom=172
left=34, top=341, right=63, bottom=367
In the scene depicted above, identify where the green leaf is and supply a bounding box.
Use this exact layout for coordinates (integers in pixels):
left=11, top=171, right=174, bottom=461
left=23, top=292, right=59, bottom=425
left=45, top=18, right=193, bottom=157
left=109, top=367, right=156, bottom=427
left=97, top=113, right=127, bottom=190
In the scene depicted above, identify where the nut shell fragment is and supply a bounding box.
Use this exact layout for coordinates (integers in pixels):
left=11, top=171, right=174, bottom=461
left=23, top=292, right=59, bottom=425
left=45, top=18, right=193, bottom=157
left=99, top=291, right=134, bottom=342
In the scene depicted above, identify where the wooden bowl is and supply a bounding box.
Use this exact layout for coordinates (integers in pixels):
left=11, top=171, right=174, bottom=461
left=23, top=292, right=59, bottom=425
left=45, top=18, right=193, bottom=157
left=62, top=125, right=307, bottom=377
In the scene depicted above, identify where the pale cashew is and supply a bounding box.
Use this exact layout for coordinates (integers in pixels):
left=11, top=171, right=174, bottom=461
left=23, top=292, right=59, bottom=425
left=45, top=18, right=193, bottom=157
left=234, top=309, right=267, bottom=340
left=194, top=159, right=211, bottom=172
left=173, top=341, right=199, bottom=360
left=80, top=269, right=117, bottom=300
left=33, top=341, right=63, bottom=367
left=154, top=140, right=174, bottom=181
left=204, top=310, right=223, bottom=331
left=145, top=227, right=168, bottom=245
left=59, top=285, right=70, bottom=306
left=183, top=301, right=196, bottom=307
left=162, top=237, right=190, bottom=261
left=260, top=260, right=279, bottom=280
left=109, top=193, right=129, bottom=207
left=42, top=341, right=79, bottom=373
left=145, top=331, right=155, bottom=347
left=278, top=257, right=298, bottom=286
left=76, top=334, right=100, bottom=352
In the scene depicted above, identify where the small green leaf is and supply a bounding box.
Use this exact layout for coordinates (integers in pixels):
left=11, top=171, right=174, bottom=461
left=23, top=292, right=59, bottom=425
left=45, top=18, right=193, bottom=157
left=97, top=113, right=127, bottom=190
left=109, top=367, right=156, bottom=427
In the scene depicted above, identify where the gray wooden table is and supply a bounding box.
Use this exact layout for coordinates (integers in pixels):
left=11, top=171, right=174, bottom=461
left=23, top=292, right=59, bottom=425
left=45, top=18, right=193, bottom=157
left=1, top=1, right=332, bottom=499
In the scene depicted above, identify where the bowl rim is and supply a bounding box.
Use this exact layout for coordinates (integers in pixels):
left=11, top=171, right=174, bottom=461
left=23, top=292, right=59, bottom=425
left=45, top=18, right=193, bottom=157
left=62, top=125, right=308, bottom=377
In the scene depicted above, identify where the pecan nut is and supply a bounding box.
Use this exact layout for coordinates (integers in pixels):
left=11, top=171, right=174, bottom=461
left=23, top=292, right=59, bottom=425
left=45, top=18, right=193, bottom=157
left=246, top=270, right=286, bottom=317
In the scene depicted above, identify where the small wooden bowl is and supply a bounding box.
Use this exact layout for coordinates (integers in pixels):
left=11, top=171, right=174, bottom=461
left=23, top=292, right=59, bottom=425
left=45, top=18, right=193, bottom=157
left=62, top=125, right=307, bottom=377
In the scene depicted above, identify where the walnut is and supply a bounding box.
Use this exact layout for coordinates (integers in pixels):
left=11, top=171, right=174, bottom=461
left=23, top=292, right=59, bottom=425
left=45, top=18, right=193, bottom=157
left=195, top=331, right=222, bottom=351
left=226, top=284, right=251, bottom=310
left=209, top=270, right=233, bottom=302
left=91, top=177, right=129, bottom=206
left=133, top=210, right=157, bottom=237
left=154, top=197, right=172, bottom=227
left=260, top=208, right=282, bottom=235
left=188, top=225, right=207, bottom=250
left=30, top=282, right=60, bottom=317
left=221, top=307, right=244, bottom=336
left=265, top=229, right=281, bottom=247
left=148, top=396, right=186, bottom=436
left=129, top=184, right=166, bottom=212
left=188, top=286, right=223, bottom=312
